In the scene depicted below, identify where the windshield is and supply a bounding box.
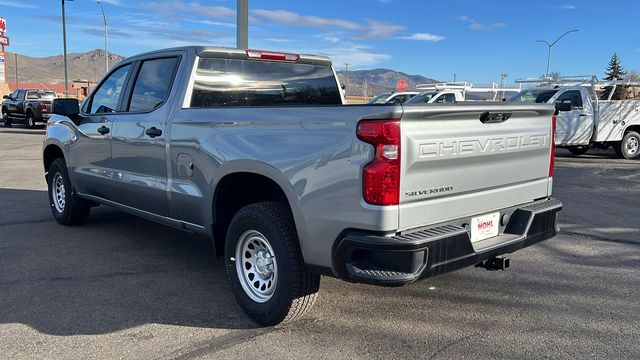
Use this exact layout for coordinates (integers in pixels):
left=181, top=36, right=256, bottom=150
left=368, top=92, right=392, bottom=104
left=509, top=89, right=558, bottom=103
left=405, top=92, right=436, bottom=104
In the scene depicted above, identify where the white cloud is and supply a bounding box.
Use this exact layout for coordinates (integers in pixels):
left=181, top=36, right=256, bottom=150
left=0, top=0, right=36, bottom=8
left=354, top=20, right=405, bottom=39
left=399, top=33, right=445, bottom=42
left=251, top=9, right=360, bottom=30
left=550, top=4, right=577, bottom=10
left=98, top=0, right=123, bottom=6
left=457, top=15, right=506, bottom=31
left=312, top=46, right=391, bottom=68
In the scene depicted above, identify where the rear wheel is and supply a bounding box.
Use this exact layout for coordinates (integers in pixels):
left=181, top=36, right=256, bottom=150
left=617, top=131, right=640, bottom=160
left=225, top=201, right=320, bottom=326
left=26, top=113, right=35, bottom=129
left=567, top=145, right=590, bottom=156
left=47, top=158, right=91, bottom=225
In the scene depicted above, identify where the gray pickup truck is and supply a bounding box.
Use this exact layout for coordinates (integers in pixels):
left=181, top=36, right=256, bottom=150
left=43, top=46, right=562, bottom=325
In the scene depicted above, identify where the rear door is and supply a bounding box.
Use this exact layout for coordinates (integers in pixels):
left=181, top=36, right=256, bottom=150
left=399, top=103, right=554, bottom=231
left=552, top=89, right=594, bottom=145
left=106, top=55, right=181, bottom=216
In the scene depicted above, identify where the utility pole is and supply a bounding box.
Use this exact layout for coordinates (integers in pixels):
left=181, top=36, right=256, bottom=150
left=61, top=0, right=72, bottom=97
left=537, top=29, right=578, bottom=78
left=236, top=0, right=248, bottom=49
left=453, top=73, right=457, bottom=83
left=344, top=63, right=350, bottom=88
left=14, top=53, right=18, bottom=88
left=97, top=0, right=109, bottom=72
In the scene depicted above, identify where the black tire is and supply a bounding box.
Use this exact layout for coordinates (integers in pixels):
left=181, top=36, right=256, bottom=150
left=567, top=145, right=590, bottom=156
left=617, top=131, right=640, bottom=160
left=47, top=158, right=91, bottom=225
left=225, top=201, right=320, bottom=326
left=26, top=113, right=35, bottom=129
left=2, top=109, right=11, bottom=127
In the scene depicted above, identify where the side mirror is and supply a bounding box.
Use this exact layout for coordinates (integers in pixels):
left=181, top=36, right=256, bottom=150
left=555, top=101, right=572, bottom=112
left=52, top=98, right=80, bottom=117
left=2, top=95, right=8, bottom=99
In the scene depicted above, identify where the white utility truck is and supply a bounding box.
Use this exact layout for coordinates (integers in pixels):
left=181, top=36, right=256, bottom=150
left=408, top=82, right=521, bottom=104
left=512, top=76, right=640, bottom=159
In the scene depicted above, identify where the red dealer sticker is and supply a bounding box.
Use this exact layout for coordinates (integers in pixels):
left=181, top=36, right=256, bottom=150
left=470, top=212, right=500, bottom=243
left=396, top=79, right=409, bottom=92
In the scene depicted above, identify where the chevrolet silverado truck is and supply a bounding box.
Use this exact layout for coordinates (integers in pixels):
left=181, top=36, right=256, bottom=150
left=43, top=46, right=562, bottom=325
left=2, top=89, right=56, bottom=128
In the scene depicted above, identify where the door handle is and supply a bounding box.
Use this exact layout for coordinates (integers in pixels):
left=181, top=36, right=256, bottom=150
left=145, top=127, right=162, bottom=138
left=97, top=125, right=110, bottom=135
left=579, top=114, right=588, bottom=117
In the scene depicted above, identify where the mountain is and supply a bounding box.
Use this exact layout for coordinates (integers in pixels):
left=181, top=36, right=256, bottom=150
left=337, top=68, right=438, bottom=97
left=5, top=49, right=125, bottom=84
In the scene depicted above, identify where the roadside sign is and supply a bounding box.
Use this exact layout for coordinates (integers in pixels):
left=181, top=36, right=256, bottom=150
left=396, top=79, right=409, bottom=92
left=0, top=17, right=6, bottom=33
left=0, top=36, right=9, bottom=46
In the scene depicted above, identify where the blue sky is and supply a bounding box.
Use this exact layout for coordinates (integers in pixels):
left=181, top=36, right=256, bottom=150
left=1, top=0, right=638, bottom=83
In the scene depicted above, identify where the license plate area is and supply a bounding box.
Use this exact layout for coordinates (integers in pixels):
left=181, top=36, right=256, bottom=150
left=470, top=212, right=500, bottom=243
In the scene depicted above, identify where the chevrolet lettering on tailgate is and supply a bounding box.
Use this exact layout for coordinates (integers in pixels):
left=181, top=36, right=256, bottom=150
left=419, top=133, right=549, bottom=158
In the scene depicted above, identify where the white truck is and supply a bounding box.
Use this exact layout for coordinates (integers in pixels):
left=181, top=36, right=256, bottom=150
left=408, top=82, right=521, bottom=104
left=512, top=76, right=640, bottom=159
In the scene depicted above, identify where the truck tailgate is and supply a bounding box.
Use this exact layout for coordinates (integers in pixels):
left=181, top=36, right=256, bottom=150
left=399, top=103, right=554, bottom=231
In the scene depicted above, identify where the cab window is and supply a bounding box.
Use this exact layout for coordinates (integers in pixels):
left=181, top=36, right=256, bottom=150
left=88, top=64, right=132, bottom=114
left=127, top=57, right=179, bottom=112
left=554, top=90, right=583, bottom=110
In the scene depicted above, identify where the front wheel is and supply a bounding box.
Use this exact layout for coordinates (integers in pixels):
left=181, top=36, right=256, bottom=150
left=47, top=158, right=91, bottom=225
left=616, top=131, right=640, bottom=160
left=2, top=109, right=11, bottom=127
left=225, top=202, right=320, bottom=326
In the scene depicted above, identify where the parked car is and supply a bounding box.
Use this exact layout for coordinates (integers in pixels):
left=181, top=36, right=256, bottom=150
left=368, top=91, right=419, bottom=104
left=2, top=89, right=57, bottom=128
left=44, top=46, right=562, bottom=325
left=511, top=76, right=640, bottom=159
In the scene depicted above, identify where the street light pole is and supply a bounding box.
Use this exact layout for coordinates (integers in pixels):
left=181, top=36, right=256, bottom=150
left=61, top=0, right=70, bottom=97
left=537, top=29, right=579, bottom=78
left=236, top=0, right=248, bottom=49
left=97, top=0, right=109, bottom=72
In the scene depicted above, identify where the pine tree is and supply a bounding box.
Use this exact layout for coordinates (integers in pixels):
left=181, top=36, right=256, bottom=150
left=602, top=53, right=627, bottom=100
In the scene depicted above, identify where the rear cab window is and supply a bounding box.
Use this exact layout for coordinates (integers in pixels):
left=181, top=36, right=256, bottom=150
left=190, top=57, right=342, bottom=107
left=127, top=57, right=180, bottom=112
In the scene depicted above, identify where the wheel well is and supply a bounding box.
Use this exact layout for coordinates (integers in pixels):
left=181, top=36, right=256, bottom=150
left=43, top=145, right=64, bottom=176
left=624, top=125, right=640, bottom=135
left=212, top=172, right=291, bottom=256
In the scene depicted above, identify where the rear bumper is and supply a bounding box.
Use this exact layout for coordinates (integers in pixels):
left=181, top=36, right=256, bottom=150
left=332, top=198, right=562, bottom=286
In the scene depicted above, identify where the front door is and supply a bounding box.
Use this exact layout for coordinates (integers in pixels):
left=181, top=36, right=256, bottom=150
left=107, top=56, right=180, bottom=216
left=68, top=64, right=133, bottom=198
left=554, top=89, right=595, bottom=146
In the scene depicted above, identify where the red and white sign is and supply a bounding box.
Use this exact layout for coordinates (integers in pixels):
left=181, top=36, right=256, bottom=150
left=395, top=79, right=409, bottom=92
left=0, top=17, right=6, bottom=33
left=470, top=212, right=500, bottom=243
left=0, top=35, right=9, bottom=46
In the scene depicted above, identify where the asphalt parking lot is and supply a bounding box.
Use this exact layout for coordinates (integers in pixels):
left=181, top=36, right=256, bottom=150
left=0, top=125, right=639, bottom=360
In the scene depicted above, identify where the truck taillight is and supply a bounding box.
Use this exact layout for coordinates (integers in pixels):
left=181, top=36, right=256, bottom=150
left=549, top=115, right=556, bottom=177
left=41, top=103, right=49, bottom=112
left=246, top=49, right=300, bottom=62
left=357, top=120, right=401, bottom=206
